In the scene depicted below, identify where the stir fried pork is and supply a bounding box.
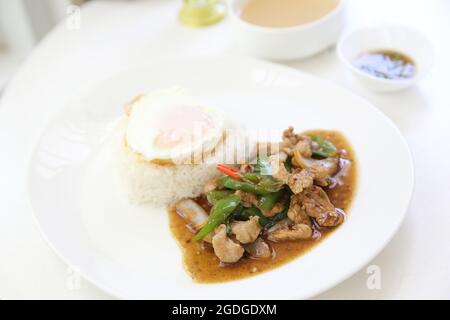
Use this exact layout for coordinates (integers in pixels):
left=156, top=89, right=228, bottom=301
left=231, top=216, right=262, bottom=244
left=281, top=126, right=301, bottom=151
left=181, top=127, right=352, bottom=267
left=281, top=126, right=312, bottom=157
left=299, top=185, right=345, bottom=227
left=267, top=219, right=312, bottom=242
left=270, top=155, right=315, bottom=194
left=212, top=225, right=244, bottom=263
left=270, top=148, right=337, bottom=195
left=288, top=169, right=314, bottom=194
left=287, top=194, right=311, bottom=225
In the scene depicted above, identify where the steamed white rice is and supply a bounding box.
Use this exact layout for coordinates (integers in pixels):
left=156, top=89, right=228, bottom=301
left=116, top=117, right=255, bottom=207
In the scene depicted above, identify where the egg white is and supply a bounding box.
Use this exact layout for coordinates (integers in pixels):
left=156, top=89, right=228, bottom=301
left=125, top=87, right=224, bottom=163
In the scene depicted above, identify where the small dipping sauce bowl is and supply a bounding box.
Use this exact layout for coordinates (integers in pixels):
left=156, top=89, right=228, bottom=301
left=229, top=0, right=346, bottom=61
left=337, top=24, right=434, bottom=92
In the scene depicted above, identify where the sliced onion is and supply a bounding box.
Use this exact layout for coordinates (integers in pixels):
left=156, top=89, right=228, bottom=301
left=244, top=237, right=272, bottom=259
left=175, top=199, right=209, bottom=232
left=293, top=147, right=338, bottom=175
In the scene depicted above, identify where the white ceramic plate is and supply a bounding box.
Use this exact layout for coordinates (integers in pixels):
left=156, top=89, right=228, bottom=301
left=28, top=56, right=413, bottom=299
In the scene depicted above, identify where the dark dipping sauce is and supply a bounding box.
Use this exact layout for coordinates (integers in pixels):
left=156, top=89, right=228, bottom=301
left=168, top=130, right=357, bottom=283
left=353, top=50, right=415, bottom=80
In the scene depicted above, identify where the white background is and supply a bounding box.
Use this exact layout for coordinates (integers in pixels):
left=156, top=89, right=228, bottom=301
left=0, top=0, right=70, bottom=90
left=0, top=0, right=449, bottom=299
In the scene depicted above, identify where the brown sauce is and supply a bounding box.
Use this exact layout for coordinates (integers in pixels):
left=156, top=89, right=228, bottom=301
left=168, top=130, right=357, bottom=283
left=353, top=50, right=415, bottom=80
left=240, top=0, right=339, bottom=28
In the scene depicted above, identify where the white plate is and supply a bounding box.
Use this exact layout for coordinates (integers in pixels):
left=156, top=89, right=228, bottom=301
left=28, top=56, right=413, bottom=299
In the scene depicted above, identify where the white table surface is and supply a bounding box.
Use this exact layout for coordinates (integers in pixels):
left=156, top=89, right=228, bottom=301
left=1, top=0, right=449, bottom=299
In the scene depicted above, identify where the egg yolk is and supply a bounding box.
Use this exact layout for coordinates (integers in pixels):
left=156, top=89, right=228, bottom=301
left=153, top=106, right=216, bottom=150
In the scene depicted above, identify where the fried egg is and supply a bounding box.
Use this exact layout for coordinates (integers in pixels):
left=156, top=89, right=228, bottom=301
left=125, top=87, right=224, bottom=163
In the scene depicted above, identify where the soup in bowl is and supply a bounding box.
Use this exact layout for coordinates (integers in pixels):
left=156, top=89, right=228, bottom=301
left=229, top=0, right=346, bottom=61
